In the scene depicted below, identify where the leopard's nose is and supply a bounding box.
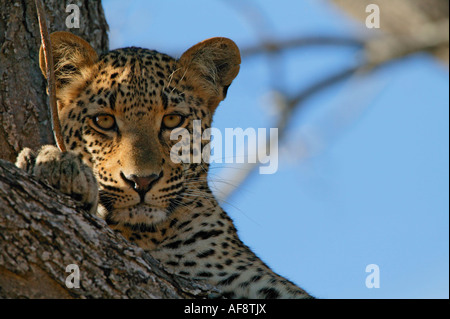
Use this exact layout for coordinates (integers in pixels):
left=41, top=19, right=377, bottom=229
left=120, top=172, right=162, bottom=194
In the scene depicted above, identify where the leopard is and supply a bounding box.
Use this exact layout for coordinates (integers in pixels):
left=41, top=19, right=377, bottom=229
left=16, top=31, right=314, bottom=299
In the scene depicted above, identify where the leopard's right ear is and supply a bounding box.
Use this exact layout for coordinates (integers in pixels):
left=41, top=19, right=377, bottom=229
left=39, top=31, right=98, bottom=89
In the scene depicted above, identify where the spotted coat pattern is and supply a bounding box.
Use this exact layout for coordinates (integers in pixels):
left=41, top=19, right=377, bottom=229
left=16, top=32, right=313, bottom=299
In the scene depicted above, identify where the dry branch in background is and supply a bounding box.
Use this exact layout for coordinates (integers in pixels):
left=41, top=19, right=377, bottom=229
left=216, top=0, right=449, bottom=201
left=332, top=0, right=449, bottom=64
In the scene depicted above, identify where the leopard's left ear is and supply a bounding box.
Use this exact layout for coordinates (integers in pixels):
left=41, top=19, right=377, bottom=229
left=39, top=31, right=98, bottom=91
left=178, top=37, right=241, bottom=112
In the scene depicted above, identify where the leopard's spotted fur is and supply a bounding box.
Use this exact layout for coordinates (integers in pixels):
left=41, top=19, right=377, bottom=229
left=16, top=31, right=313, bottom=299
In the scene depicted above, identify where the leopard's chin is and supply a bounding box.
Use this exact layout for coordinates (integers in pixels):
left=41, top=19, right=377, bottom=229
left=98, top=203, right=169, bottom=227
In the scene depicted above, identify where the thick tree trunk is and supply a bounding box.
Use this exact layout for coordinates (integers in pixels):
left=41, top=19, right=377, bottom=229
left=0, top=159, right=215, bottom=298
left=0, top=0, right=215, bottom=299
left=0, top=0, right=109, bottom=162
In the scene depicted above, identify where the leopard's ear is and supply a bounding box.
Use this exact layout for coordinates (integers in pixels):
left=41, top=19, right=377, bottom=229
left=39, top=31, right=98, bottom=90
left=178, top=37, right=241, bottom=112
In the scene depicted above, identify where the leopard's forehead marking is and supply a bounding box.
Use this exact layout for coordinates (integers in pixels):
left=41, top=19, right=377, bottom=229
left=87, top=47, right=187, bottom=118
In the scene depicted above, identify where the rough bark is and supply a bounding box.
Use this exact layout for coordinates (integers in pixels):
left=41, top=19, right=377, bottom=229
left=0, top=0, right=109, bottom=162
left=0, top=0, right=216, bottom=299
left=0, top=159, right=216, bottom=298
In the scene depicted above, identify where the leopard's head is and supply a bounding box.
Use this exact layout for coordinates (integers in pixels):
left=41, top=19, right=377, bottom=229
left=40, top=31, right=240, bottom=227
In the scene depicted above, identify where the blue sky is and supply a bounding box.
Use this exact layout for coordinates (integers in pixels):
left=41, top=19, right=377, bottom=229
left=102, top=0, right=449, bottom=298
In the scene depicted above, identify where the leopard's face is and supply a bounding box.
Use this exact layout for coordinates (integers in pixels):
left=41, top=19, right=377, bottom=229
left=61, top=48, right=209, bottom=225
left=47, top=32, right=240, bottom=228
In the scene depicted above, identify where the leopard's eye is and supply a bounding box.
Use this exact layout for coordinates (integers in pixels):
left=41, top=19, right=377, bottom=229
left=93, top=114, right=116, bottom=131
left=162, top=114, right=184, bottom=129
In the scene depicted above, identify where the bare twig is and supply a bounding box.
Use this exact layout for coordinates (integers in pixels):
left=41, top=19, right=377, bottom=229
left=241, top=36, right=365, bottom=58
left=213, top=0, right=449, bottom=203
left=35, top=0, right=66, bottom=152
left=218, top=32, right=446, bottom=201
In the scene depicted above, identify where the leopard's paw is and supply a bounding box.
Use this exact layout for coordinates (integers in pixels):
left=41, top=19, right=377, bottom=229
left=16, top=145, right=98, bottom=214
left=16, top=147, right=37, bottom=173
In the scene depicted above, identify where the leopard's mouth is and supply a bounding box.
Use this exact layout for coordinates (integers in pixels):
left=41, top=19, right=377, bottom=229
left=98, top=189, right=183, bottom=227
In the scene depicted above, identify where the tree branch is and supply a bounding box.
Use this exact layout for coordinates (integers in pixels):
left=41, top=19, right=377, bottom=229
left=218, top=29, right=446, bottom=201
left=0, top=159, right=216, bottom=298
left=240, top=36, right=365, bottom=58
